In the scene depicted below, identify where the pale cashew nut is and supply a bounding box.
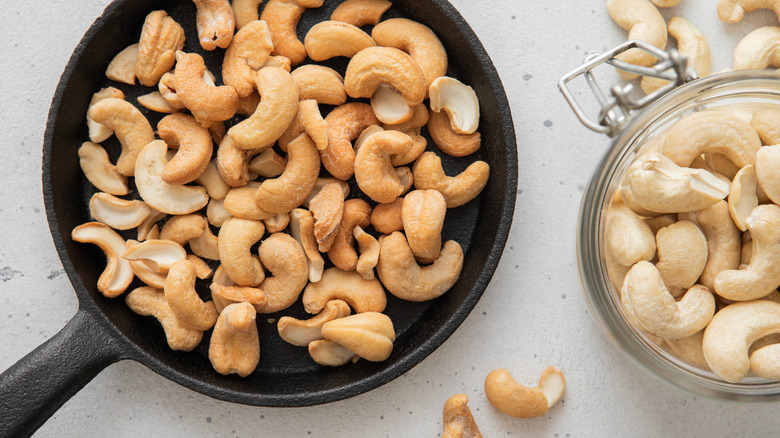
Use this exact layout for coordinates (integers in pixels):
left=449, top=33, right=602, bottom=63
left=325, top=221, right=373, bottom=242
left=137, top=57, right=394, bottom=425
left=666, top=330, right=709, bottom=369
left=641, top=17, right=711, bottom=94
left=653, top=0, right=682, bottom=5
left=159, top=214, right=207, bottom=245
left=331, top=0, right=391, bottom=27
left=344, top=47, right=427, bottom=106
left=429, top=76, right=479, bottom=135
left=126, top=286, right=203, bottom=351
left=137, top=91, right=177, bottom=114
left=89, top=193, right=151, bottom=230
left=484, top=367, right=565, bottom=419
left=304, top=21, right=376, bottom=61
left=88, top=98, right=155, bottom=177
left=228, top=67, right=298, bottom=150
left=654, top=221, right=708, bottom=297
left=261, top=0, right=320, bottom=66
left=749, top=343, right=780, bottom=379
left=442, top=394, right=483, bottom=438
left=734, top=26, right=780, bottom=70
left=696, top=201, right=741, bottom=290
left=371, top=84, right=414, bottom=125
left=303, top=178, right=351, bottom=208
left=134, top=141, right=209, bottom=215
left=328, top=199, right=371, bottom=271
left=225, top=185, right=275, bottom=220
left=662, top=111, right=762, bottom=168
left=277, top=299, right=351, bottom=346
left=302, top=267, right=387, bottom=313
left=216, top=136, right=251, bottom=188
left=123, top=239, right=187, bottom=273
left=192, top=0, right=235, bottom=50
left=427, top=109, right=481, bottom=158
left=87, top=86, right=125, bottom=143
left=254, top=233, right=309, bottom=313
left=135, top=10, right=186, bottom=87
left=751, top=108, right=780, bottom=145
left=78, top=142, right=129, bottom=196
left=209, top=302, right=260, bottom=377
left=207, top=198, right=231, bottom=228
left=309, top=182, right=346, bottom=252
left=255, top=133, right=321, bottom=214
left=291, top=65, right=347, bottom=105
left=218, top=217, right=266, bottom=286
left=232, top=0, right=264, bottom=29
left=195, top=161, right=230, bottom=200
left=321, top=312, right=395, bottom=362
left=308, top=340, right=356, bottom=366
left=354, top=131, right=413, bottom=203
left=402, top=190, right=447, bottom=264
left=644, top=214, right=677, bottom=234
left=354, top=226, right=380, bottom=280
left=71, top=222, right=134, bottom=298
left=412, top=152, right=490, bottom=208
left=249, top=149, right=287, bottom=178
left=756, top=145, right=780, bottom=205
left=157, top=113, right=213, bottom=185
left=702, top=300, right=780, bottom=382
left=105, top=44, right=138, bottom=85
left=321, top=102, right=380, bottom=180
left=175, top=52, right=239, bottom=123
left=372, top=18, right=447, bottom=92
left=137, top=209, right=167, bottom=242
left=370, top=197, right=404, bottom=234
left=164, top=259, right=219, bottom=330
left=718, top=0, right=780, bottom=23
left=728, top=165, right=759, bottom=231
left=605, top=202, right=657, bottom=267
left=715, top=204, right=780, bottom=301
left=222, top=20, right=274, bottom=98
left=297, top=100, right=328, bottom=151
left=606, top=0, right=667, bottom=80
left=187, top=254, right=213, bottom=279
left=377, top=231, right=463, bottom=302
left=290, top=208, right=325, bottom=283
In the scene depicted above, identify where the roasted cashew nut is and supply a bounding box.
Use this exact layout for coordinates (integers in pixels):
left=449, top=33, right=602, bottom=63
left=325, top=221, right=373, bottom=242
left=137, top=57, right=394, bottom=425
left=222, top=20, right=274, bottom=98
left=695, top=201, right=741, bottom=290
left=122, top=239, right=187, bottom=273
left=157, top=113, right=213, bottom=185
left=209, top=302, right=260, bottom=377
left=88, top=98, right=155, bottom=177
left=277, top=299, right=351, bottom=346
left=354, top=226, right=380, bottom=281
left=412, top=151, right=490, bottom=208
left=249, top=148, right=287, bottom=178
left=484, top=367, right=565, bottom=419
left=159, top=214, right=207, bottom=246
left=302, top=267, right=387, bottom=314
left=321, top=102, right=380, bottom=180
left=402, top=190, right=447, bottom=264
left=655, top=221, right=708, bottom=297
left=344, top=47, right=427, bottom=106
left=718, top=0, right=780, bottom=23
left=78, top=142, right=129, bottom=196
left=134, top=141, right=209, bottom=215
left=72, top=222, right=134, bottom=298
left=290, top=208, right=325, bottom=283
left=426, top=109, right=481, bottom=158
left=429, top=76, right=479, bottom=135
left=135, top=10, right=186, bottom=87
left=192, top=0, right=235, bottom=50
left=261, top=0, right=321, bottom=66
left=232, top=0, right=264, bottom=29
left=175, top=52, right=239, bottom=124
left=321, top=312, right=395, bottom=362
left=225, top=185, right=275, bottom=221
left=126, top=286, right=203, bottom=351
left=254, top=233, right=309, bottom=313
left=372, top=18, right=447, bottom=92
left=291, top=65, right=347, bottom=106
left=354, top=130, right=413, bottom=203
left=105, top=45, right=138, bottom=85
left=370, top=197, right=404, bottom=234
left=442, top=394, right=483, bottom=438
left=606, top=0, right=667, bottom=80
left=126, top=240, right=167, bottom=289
left=255, top=133, right=321, bottom=214
left=164, top=259, right=219, bottom=330
left=641, top=17, right=711, bottom=94
left=218, top=217, right=266, bottom=287
left=304, top=21, right=376, bottom=61
left=331, top=0, right=391, bottom=27
left=89, top=192, right=151, bottom=231
left=308, top=339, right=356, bottom=367
left=87, top=86, right=125, bottom=143
left=216, top=135, right=252, bottom=188
left=327, top=199, right=371, bottom=271
left=297, top=100, right=329, bottom=151
left=210, top=265, right=267, bottom=312
left=309, top=182, right=345, bottom=252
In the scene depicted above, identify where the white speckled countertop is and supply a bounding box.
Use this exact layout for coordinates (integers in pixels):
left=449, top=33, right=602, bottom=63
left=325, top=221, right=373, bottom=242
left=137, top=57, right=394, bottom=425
left=3, top=0, right=780, bottom=436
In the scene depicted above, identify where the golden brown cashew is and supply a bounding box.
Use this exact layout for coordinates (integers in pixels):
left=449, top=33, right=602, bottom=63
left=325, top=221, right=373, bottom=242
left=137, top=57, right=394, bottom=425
left=305, top=21, right=376, bottom=61
left=291, top=65, right=347, bottom=105
left=372, top=18, right=448, bottom=92
left=137, top=209, right=167, bottom=242
left=309, top=182, right=346, bottom=252
left=164, top=259, right=219, bottom=330
left=328, top=199, right=371, bottom=271
left=187, top=254, right=213, bottom=279
left=78, top=142, right=128, bottom=196
left=122, top=239, right=187, bottom=274
left=402, top=190, right=448, bottom=264
left=344, top=47, right=427, bottom=106
left=718, top=0, right=780, bottom=23
left=249, top=149, right=287, bottom=178
left=290, top=208, right=325, bottom=283
left=442, top=394, right=483, bottom=438
left=641, top=17, right=711, bottom=94
left=302, top=267, right=387, bottom=313
left=277, top=299, right=351, bottom=346
left=733, top=26, right=780, bottom=70
left=297, top=100, right=328, bottom=151
left=377, top=232, right=463, bottom=301
left=222, top=20, right=274, bottom=98
left=135, top=10, right=186, bottom=87
left=263, top=213, right=290, bottom=233
left=126, top=286, right=203, bottom=351
left=87, top=86, right=124, bottom=143
left=89, top=193, right=151, bottom=231
left=261, top=0, right=320, bottom=66
left=175, top=52, right=239, bottom=123
left=427, top=109, right=481, bottom=158
left=354, top=131, right=413, bottom=203
left=225, top=185, right=276, bottom=220
left=228, top=67, right=299, bottom=150
left=606, top=0, right=667, bottom=80
left=88, top=98, right=155, bottom=177
left=105, top=44, right=138, bottom=85
left=428, top=76, right=480, bottom=134
left=209, top=302, right=260, bottom=377
left=72, top=222, right=134, bottom=298
left=308, top=339, right=356, bottom=366
left=157, top=113, right=213, bottom=185
left=195, top=161, right=230, bottom=200
left=413, top=152, right=490, bottom=208
left=216, top=136, right=251, bottom=188
left=159, top=214, right=207, bottom=246
left=321, top=102, right=381, bottom=180
left=354, top=226, right=379, bottom=280
left=371, top=84, right=414, bottom=125
left=218, top=217, right=266, bottom=286
left=254, top=233, right=309, bottom=313
left=384, top=103, right=429, bottom=133
left=303, top=178, right=351, bottom=208
left=232, top=0, right=264, bottom=29
left=484, top=367, right=565, bottom=419
left=331, top=0, right=391, bottom=27
left=192, top=0, right=235, bottom=50
left=137, top=91, right=177, bottom=114
left=321, top=312, right=395, bottom=362
left=370, top=197, right=404, bottom=234
left=255, top=133, right=321, bottom=214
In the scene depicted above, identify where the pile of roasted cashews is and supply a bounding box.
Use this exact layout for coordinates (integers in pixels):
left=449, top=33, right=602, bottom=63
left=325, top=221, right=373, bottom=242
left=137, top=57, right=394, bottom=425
left=73, top=0, right=492, bottom=379
left=603, top=0, right=780, bottom=386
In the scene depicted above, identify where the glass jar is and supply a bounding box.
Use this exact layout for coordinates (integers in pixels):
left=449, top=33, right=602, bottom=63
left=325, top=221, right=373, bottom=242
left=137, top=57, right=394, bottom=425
left=577, top=70, right=780, bottom=401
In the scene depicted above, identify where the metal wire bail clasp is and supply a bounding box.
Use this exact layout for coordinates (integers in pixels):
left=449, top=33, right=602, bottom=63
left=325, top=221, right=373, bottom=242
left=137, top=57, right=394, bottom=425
left=558, top=40, right=698, bottom=138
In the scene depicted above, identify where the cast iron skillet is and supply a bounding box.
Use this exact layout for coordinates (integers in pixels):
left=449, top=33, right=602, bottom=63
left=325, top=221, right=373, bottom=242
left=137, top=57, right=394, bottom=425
left=0, top=0, right=517, bottom=436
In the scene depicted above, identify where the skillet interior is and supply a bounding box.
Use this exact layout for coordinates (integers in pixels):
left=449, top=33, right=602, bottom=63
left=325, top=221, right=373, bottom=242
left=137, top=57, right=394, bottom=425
left=44, top=0, right=517, bottom=406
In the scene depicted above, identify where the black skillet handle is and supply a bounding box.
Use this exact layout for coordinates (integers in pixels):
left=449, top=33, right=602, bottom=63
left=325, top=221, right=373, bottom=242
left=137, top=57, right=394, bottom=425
left=0, top=308, right=124, bottom=438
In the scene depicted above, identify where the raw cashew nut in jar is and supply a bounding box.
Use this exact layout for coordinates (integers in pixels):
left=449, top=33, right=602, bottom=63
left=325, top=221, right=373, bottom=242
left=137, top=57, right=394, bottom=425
left=354, top=130, right=413, bottom=204
left=442, top=394, right=483, bottom=438
left=412, top=152, right=490, bottom=208
left=218, top=217, right=266, bottom=287
left=192, top=0, right=235, bottom=51
left=605, top=201, right=657, bottom=268
left=254, top=233, right=309, bottom=313
left=718, top=0, right=780, bottom=24
left=255, top=133, right=321, bottom=214
left=157, top=113, right=213, bottom=185
left=751, top=107, right=780, bottom=145
left=606, top=0, right=667, bottom=80
left=484, top=367, right=565, bottom=419
left=88, top=98, right=155, bottom=177
left=402, top=190, right=447, bottom=264
left=209, top=302, right=260, bottom=377
left=654, top=220, right=708, bottom=297
left=694, top=201, right=741, bottom=290
left=72, top=222, right=134, bottom=298
left=756, top=145, right=780, bottom=205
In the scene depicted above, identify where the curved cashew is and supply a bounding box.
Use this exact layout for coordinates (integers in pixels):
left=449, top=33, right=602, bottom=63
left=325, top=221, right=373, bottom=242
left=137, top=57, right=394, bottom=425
left=703, top=300, right=780, bottom=382
left=655, top=221, right=708, bottom=297
left=321, top=312, right=395, bottom=362
left=751, top=108, right=780, bottom=146
left=209, top=302, right=260, bottom=377
left=187, top=254, right=213, bottom=279
left=623, top=261, right=715, bottom=339
left=402, top=190, right=447, bottom=264
left=384, top=103, right=430, bottom=133
left=626, top=152, right=730, bottom=213
left=728, top=165, right=759, bottom=232
left=232, top=0, right=263, bottom=29
left=210, top=265, right=267, bottom=312
left=175, top=52, right=238, bottom=123
left=297, top=100, right=328, bottom=151
left=354, top=226, right=380, bottom=280
left=303, top=178, right=351, bottom=209
left=291, top=65, right=347, bottom=105
left=193, top=0, right=235, bottom=50
left=605, top=202, right=657, bottom=267
left=87, top=86, right=125, bottom=143
left=694, top=201, right=741, bottom=290
left=207, top=198, right=230, bottom=229
left=606, top=0, right=667, bottom=80
left=653, top=0, right=682, bottom=5
left=321, top=102, right=380, bottom=180
left=78, top=142, right=129, bottom=196
left=484, top=367, right=565, bottom=419
left=372, top=18, right=447, bottom=92
left=137, top=209, right=167, bottom=242
left=308, top=339, right=356, bottom=366
left=354, top=131, right=413, bottom=203
left=249, top=148, right=287, bottom=178
left=427, top=109, right=481, bottom=158
left=377, top=231, right=463, bottom=302
left=157, top=113, right=213, bottom=185
left=370, top=197, right=404, bottom=234
left=666, top=330, right=709, bottom=369
left=734, top=26, right=780, bottom=70
left=218, top=217, right=266, bottom=286
left=719, top=0, right=780, bottom=23
left=260, top=0, right=317, bottom=66
left=263, top=213, right=290, bottom=233
left=290, top=208, right=325, bottom=283
left=302, top=267, right=387, bottom=314
left=412, top=152, right=490, bottom=208
left=328, top=199, right=371, bottom=271
left=134, top=141, right=209, bottom=215
left=353, top=124, right=385, bottom=154
left=278, top=299, right=351, bottom=346
left=89, top=193, right=151, bottom=230
left=715, top=204, right=780, bottom=301
left=442, top=394, right=482, bottom=438
left=164, top=259, right=218, bottom=330
left=309, top=182, right=345, bottom=252
left=344, top=47, right=427, bottom=106
left=225, top=185, right=276, bottom=220
left=331, top=0, right=391, bottom=27
left=71, top=222, right=134, bottom=298
left=756, top=145, right=780, bottom=206
left=135, top=10, right=186, bottom=87
left=644, top=214, right=677, bottom=234
left=228, top=67, right=298, bottom=150
left=88, top=98, right=155, bottom=177
left=254, top=233, right=309, bottom=313
left=255, top=133, right=321, bottom=214
left=662, top=111, right=762, bottom=168
left=105, top=44, right=138, bottom=85
left=123, top=239, right=187, bottom=273
left=305, top=21, right=376, bottom=61
left=137, top=91, right=177, bottom=114
left=126, top=240, right=167, bottom=289
left=748, top=343, right=780, bottom=379
left=370, top=84, right=414, bottom=125
left=126, top=286, right=203, bottom=351
left=216, top=136, right=251, bottom=188
left=641, top=17, right=711, bottom=94
left=429, top=76, right=479, bottom=135
left=159, top=214, right=207, bottom=246
left=190, top=224, right=221, bottom=261
left=222, top=20, right=274, bottom=98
